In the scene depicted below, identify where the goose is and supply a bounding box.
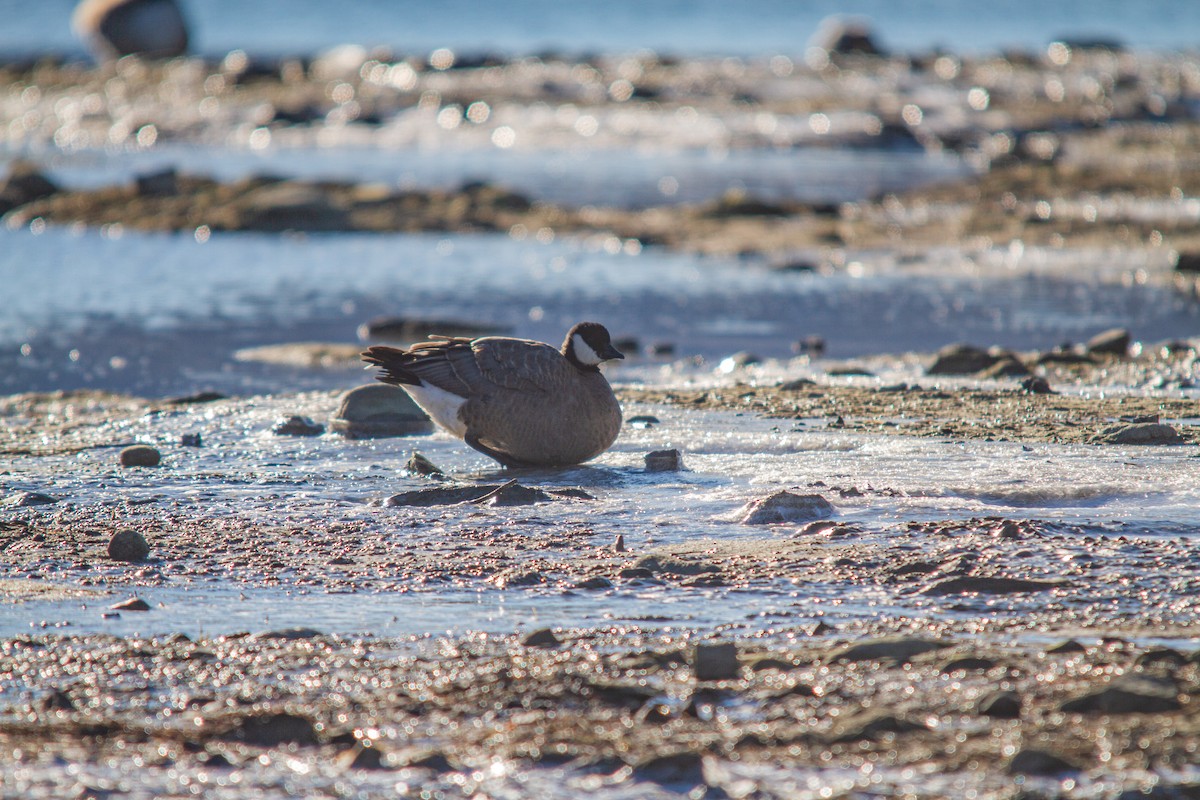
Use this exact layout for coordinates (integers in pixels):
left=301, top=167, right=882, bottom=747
left=362, top=322, right=624, bottom=467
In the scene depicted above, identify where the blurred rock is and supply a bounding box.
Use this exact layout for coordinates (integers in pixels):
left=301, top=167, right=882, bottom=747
left=0, top=162, right=59, bottom=216
left=356, top=316, right=507, bottom=343
left=404, top=451, right=443, bottom=477
left=107, top=529, right=150, bottom=562
left=692, top=641, right=740, bottom=681
left=1085, top=327, right=1131, bottom=356
left=740, top=490, right=832, bottom=524
left=927, top=343, right=999, bottom=375
left=977, top=355, right=1030, bottom=378
left=809, top=15, right=887, bottom=58
left=134, top=168, right=178, bottom=197
left=644, top=448, right=684, bottom=471
left=119, top=444, right=161, bottom=467
left=4, top=491, right=58, bottom=507
left=1094, top=422, right=1182, bottom=445
left=1007, top=748, right=1079, bottom=776
left=330, top=384, right=432, bottom=439
left=72, top=0, right=189, bottom=61
left=272, top=415, right=324, bottom=436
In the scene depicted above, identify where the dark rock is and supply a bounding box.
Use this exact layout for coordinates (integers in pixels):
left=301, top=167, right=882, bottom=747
left=1007, top=747, right=1080, bottom=776
left=474, top=482, right=554, bottom=507
left=740, top=490, right=833, bottom=524
left=5, top=491, right=58, bottom=507
left=927, top=343, right=999, bottom=375
left=779, top=378, right=818, bottom=390
left=1095, top=423, right=1182, bottom=445
left=1045, top=639, right=1087, bottom=655
left=228, top=182, right=349, bottom=232
left=633, top=554, right=720, bottom=576
left=40, top=688, right=76, bottom=712
left=940, top=656, right=998, bottom=673
left=110, top=597, right=151, bottom=611
left=706, top=191, right=789, bottom=217
left=1060, top=675, right=1181, bottom=714
left=107, top=529, right=150, bottom=562
left=613, top=336, right=640, bottom=355
left=330, top=384, right=432, bottom=438
left=722, top=351, right=762, bottom=367
left=977, top=356, right=1030, bottom=378
left=618, top=567, right=655, bottom=580
left=644, top=448, right=684, bottom=472
left=648, top=342, right=676, bottom=357
left=830, top=710, right=924, bottom=742
left=794, top=336, right=827, bottom=356
left=809, top=15, right=887, bottom=57
left=1175, top=251, right=1200, bottom=272
left=119, top=445, right=161, bottom=467
left=271, top=415, right=324, bottom=436
left=921, top=575, right=1068, bottom=595
left=630, top=750, right=706, bottom=786
left=1021, top=376, right=1056, bottom=395
left=574, top=576, right=613, bottom=590
left=134, top=168, right=179, bottom=197
left=73, top=0, right=189, bottom=60
left=1086, top=327, right=1132, bottom=356
left=829, top=636, right=946, bottom=664
left=976, top=689, right=1022, bottom=718
left=251, top=627, right=324, bottom=641
left=493, top=569, right=546, bottom=588
left=179, top=433, right=202, bottom=447
left=626, top=414, right=660, bottom=428
left=164, top=391, right=226, bottom=405
left=1037, top=349, right=1096, bottom=365
left=225, top=712, right=319, bottom=746
left=404, top=451, right=443, bottom=477
left=692, top=642, right=740, bottom=681
left=336, top=743, right=388, bottom=770
left=386, top=484, right=527, bottom=507
left=0, top=162, right=59, bottom=215
left=521, top=628, right=561, bottom=648
left=1136, top=647, right=1188, bottom=669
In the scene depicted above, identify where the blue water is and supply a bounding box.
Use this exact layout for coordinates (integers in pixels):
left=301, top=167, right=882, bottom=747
left=1, top=0, right=1198, bottom=59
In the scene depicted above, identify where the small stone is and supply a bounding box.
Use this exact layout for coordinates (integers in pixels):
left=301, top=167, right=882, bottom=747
left=644, top=449, right=684, bottom=472
left=828, top=637, right=946, bottom=664
left=119, top=445, right=161, bottom=467
left=134, top=168, right=179, bottom=197
left=793, top=335, right=826, bottom=355
left=404, top=452, right=443, bottom=477
left=740, top=490, right=833, bottom=524
left=1136, top=647, right=1188, bottom=669
left=1086, top=327, right=1132, bottom=356
left=40, top=688, right=75, bottom=712
left=336, top=743, right=387, bottom=770
left=1045, top=639, right=1087, bottom=655
left=809, top=15, right=887, bottom=57
left=107, top=529, right=150, bottom=562
left=630, top=750, right=705, bottom=786
left=649, top=342, right=676, bottom=357
left=921, top=575, right=1068, bottom=595
left=574, top=576, right=613, bottom=590
left=252, top=627, right=324, bottom=641
left=940, top=656, right=998, bottom=674
left=0, top=161, right=59, bottom=215
left=272, top=415, right=324, bottom=436
left=110, top=597, right=151, bottom=611
left=1097, top=422, right=1183, bottom=445
left=5, top=491, right=57, bottom=507
left=225, top=712, right=319, bottom=746
left=977, top=356, right=1030, bottom=378
left=180, top=433, right=202, bottom=447
left=1060, top=675, right=1181, bottom=714
left=927, top=343, right=999, bottom=375
left=1020, top=376, right=1055, bottom=394
left=613, top=534, right=626, bottom=552
left=692, top=641, right=740, bottom=681
left=779, top=378, right=817, bottom=390
left=976, top=689, right=1022, bottom=718
left=474, top=482, right=553, bottom=507
left=330, top=384, right=432, bottom=439
left=522, top=628, right=561, bottom=648
left=1007, top=748, right=1080, bottom=776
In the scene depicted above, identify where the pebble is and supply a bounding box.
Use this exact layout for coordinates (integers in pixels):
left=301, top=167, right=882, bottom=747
left=1097, top=422, right=1183, bottom=445
left=1059, top=674, right=1181, bottom=714
left=521, top=628, right=561, bottom=648
left=1044, top=639, right=1087, bottom=655
left=5, top=491, right=58, bottom=507
left=692, top=641, right=740, bottom=681
left=827, top=636, right=946, bottom=664
left=1085, top=327, right=1132, bottom=356
left=110, top=597, right=151, bottom=611
left=1007, top=748, right=1080, bottom=776
left=976, top=689, right=1022, bottom=718
left=1021, top=376, right=1055, bottom=394
left=644, top=448, right=684, bottom=471
left=330, top=384, right=432, bottom=438
left=405, top=451, right=444, bottom=477
left=272, top=415, right=325, bottom=436
left=180, top=433, right=202, bottom=447
left=920, top=575, right=1068, bottom=595
left=107, top=529, right=150, bottom=562
left=740, top=490, right=833, bottom=524
left=227, top=711, right=319, bottom=746
left=927, top=343, right=999, bottom=375
left=119, top=444, right=161, bottom=467
left=40, top=688, right=75, bottom=712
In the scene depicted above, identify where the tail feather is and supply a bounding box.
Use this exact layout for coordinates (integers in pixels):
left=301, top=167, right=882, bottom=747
left=361, top=345, right=421, bottom=386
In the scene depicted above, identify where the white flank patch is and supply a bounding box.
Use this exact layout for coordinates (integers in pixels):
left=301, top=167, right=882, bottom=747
left=404, top=385, right=468, bottom=438
left=572, top=333, right=604, bottom=366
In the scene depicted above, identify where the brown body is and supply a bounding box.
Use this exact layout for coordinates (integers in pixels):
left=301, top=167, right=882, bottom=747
left=362, top=323, right=624, bottom=467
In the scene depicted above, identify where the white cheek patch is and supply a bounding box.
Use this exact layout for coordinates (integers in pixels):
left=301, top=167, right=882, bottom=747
left=572, top=334, right=604, bottom=366
left=403, top=385, right=468, bottom=439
